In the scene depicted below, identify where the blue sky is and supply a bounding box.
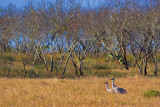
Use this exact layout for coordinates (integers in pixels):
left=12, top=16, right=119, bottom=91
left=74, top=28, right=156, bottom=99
left=0, top=0, right=154, bottom=9
left=0, top=0, right=102, bottom=9
left=0, top=0, right=27, bottom=8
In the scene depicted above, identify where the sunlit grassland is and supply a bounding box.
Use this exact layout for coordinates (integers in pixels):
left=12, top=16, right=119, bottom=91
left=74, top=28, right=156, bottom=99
left=1, top=53, right=160, bottom=106
left=0, top=76, right=160, bottom=107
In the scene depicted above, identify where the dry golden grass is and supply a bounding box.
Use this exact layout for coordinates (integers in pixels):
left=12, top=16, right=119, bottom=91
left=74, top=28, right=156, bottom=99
left=0, top=76, right=160, bottom=107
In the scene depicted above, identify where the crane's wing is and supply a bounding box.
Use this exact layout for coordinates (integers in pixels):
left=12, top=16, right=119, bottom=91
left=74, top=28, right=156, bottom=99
left=116, top=87, right=127, bottom=94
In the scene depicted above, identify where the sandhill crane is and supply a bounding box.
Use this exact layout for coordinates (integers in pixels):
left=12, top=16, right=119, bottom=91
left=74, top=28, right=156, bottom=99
left=110, top=78, right=127, bottom=94
left=105, top=82, right=114, bottom=93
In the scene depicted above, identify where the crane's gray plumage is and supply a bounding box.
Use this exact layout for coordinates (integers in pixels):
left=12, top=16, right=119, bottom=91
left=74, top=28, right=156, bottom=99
left=105, top=82, right=114, bottom=93
left=110, top=78, right=127, bottom=94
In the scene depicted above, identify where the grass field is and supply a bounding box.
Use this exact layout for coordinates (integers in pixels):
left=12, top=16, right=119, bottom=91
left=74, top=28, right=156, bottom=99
left=1, top=53, right=160, bottom=106
left=0, top=75, right=160, bottom=107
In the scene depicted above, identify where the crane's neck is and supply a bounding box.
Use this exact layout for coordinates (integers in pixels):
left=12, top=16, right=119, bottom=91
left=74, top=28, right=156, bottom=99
left=106, top=84, right=109, bottom=90
left=112, top=79, right=116, bottom=88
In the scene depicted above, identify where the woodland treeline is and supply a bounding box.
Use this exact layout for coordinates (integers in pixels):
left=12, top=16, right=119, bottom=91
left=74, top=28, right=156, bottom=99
left=0, top=0, right=160, bottom=78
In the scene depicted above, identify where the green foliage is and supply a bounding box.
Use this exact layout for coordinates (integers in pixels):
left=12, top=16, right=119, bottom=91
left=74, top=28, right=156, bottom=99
left=108, top=52, right=125, bottom=64
left=108, top=54, right=114, bottom=59
left=28, top=70, right=37, bottom=78
left=0, top=65, right=9, bottom=76
left=36, top=70, right=46, bottom=78
left=0, top=55, right=15, bottom=61
left=35, top=65, right=44, bottom=69
left=144, top=89, right=160, bottom=97
left=126, top=54, right=134, bottom=67
left=9, top=68, right=24, bottom=78
left=84, top=57, right=97, bottom=64
left=115, top=51, right=118, bottom=56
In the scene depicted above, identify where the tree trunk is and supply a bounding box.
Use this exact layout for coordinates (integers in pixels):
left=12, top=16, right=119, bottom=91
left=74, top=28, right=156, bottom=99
left=151, top=55, right=158, bottom=76
left=154, top=62, right=157, bottom=76
left=111, top=52, right=122, bottom=69
left=134, top=56, right=143, bottom=74
left=38, top=55, right=49, bottom=72
left=140, top=57, right=144, bottom=75
left=23, top=63, right=27, bottom=77
left=79, top=59, right=84, bottom=76
left=131, top=47, right=143, bottom=75
left=62, top=53, right=71, bottom=79
left=144, top=65, right=147, bottom=76
left=6, top=64, right=12, bottom=77
left=122, top=46, right=129, bottom=70
left=54, top=56, right=64, bottom=78
left=71, top=55, right=79, bottom=77
left=50, top=56, right=54, bottom=72
left=44, top=63, right=49, bottom=72
left=55, top=68, right=58, bottom=78
left=32, top=54, right=38, bottom=78
left=144, top=56, right=149, bottom=76
left=33, top=44, right=49, bottom=72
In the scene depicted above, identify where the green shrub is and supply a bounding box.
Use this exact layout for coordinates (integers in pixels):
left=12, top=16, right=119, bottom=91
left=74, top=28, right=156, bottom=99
left=93, top=65, right=109, bottom=70
left=94, top=70, right=127, bottom=77
left=0, top=65, right=9, bottom=76
left=144, top=89, right=160, bottom=97
left=34, top=58, right=43, bottom=65
left=94, top=70, right=111, bottom=77
left=0, top=55, right=15, bottom=61
left=35, top=65, right=44, bottom=69
left=84, top=70, right=92, bottom=76
left=110, top=72, right=127, bottom=77
left=10, top=68, right=24, bottom=77
left=126, top=54, right=134, bottom=67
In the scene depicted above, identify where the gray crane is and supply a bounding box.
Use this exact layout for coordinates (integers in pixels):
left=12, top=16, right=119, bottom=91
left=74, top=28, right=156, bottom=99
left=105, top=82, right=114, bottom=93
left=110, top=78, right=127, bottom=94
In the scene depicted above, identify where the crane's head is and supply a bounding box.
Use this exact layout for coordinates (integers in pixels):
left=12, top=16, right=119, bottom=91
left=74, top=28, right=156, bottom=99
left=110, top=78, right=114, bottom=80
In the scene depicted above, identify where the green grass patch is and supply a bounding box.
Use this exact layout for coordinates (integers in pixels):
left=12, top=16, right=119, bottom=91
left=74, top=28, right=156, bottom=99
left=35, top=65, right=45, bottom=69
left=94, top=70, right=111, bottom=77
left=144, top=89, right=160, bottom=97
left=94, top=70, right=127, bottom=77
left=93, top=65, right=109, bottom=70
